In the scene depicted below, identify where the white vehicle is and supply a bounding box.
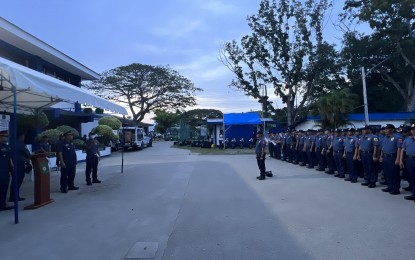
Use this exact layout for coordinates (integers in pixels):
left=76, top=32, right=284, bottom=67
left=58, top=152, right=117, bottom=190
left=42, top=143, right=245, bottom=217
left=143, top=135, right=153, bottom=147
left=121, top=127, right=145, bottom=150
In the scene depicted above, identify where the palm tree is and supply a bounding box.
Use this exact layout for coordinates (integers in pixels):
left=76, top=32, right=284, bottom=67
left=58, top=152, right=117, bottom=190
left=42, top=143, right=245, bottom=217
left=312, top=89, right=359, bottom=129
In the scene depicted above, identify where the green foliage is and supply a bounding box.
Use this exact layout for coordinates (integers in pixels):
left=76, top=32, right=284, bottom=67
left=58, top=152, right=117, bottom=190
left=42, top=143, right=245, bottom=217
left=152, top=109, right=180, bottom=134
left=17, top=111, right=49, bottom=130
left=86, top=63, right=202, bottom=123
left=56, top=125, right=80, bottom=138
left=95, top=107, right=104, bottom=114
left=36, top=129, right=62, bottom=143
left=84, top=108, right=93, bottom=114
left=98, top=116, right=122, bottom=130
left=92, top=125, right=117, bottom=145
left=72, top=139, right=85, bottom=150
left=311, top=89, right=359, bottom=129
left=221, top=0, right=337, bottom=125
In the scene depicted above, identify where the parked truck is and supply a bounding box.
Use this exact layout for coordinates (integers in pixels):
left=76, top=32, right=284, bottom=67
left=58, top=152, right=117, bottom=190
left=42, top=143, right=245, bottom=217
left=121, top=126, right=145, bottom=150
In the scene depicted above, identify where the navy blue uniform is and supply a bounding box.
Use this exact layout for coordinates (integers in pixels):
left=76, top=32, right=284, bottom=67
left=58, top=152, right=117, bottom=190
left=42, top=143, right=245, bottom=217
left=402, top=136, right=415, bottom=197
left=324, top=134, right=335, bottom=174
left=315, top=134, right=325, bottom=171
left=256, top=137, right=267, bottom=178
left=10, top=141, right=31, bottom=200
left=305, top=135, right=315, bottom=168
left=0, top=143, right=12, bottom=209
left=85, top=139, right=100, bottom=184
left=358, top=134, right=379, bottom=185
left=344, top=135, right=358, bottom=181
left=381, top=134, right=400, bottom=192
left=58, top=140, right=77, bottom=191
left=333, top=135, right=346, bottom=177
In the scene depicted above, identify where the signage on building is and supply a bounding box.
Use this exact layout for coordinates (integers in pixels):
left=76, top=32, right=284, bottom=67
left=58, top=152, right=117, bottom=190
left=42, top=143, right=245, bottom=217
left=0, top=114, right=10, bottom=131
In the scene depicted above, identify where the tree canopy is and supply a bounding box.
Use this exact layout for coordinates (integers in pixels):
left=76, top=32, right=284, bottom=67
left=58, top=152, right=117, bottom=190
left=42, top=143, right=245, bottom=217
left=152, top=109, right=181, bottom=134
left=87, top=63, right=202, bottom=123
left=220, top=0, right=340, bottom=126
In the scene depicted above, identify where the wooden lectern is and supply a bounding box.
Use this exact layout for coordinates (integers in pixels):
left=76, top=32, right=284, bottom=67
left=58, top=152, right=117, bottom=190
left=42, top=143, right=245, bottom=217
left=24, top=153, right=54, bottom=210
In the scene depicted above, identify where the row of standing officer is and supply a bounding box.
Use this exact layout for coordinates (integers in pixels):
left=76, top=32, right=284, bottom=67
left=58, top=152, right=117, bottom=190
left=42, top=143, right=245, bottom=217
left=265, top=124, right=415, bottom=202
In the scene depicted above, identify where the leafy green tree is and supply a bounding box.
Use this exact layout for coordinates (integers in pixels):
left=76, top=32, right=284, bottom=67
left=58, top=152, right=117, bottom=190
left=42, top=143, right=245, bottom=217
left=311, top=89, right=359, bottom=129
left=17, top=111, right=49, bottom=130
left=92, top=125, right=117, bottom=145
left=98, top=116, right=122, bottom=130
left=152, top=109, right=180, bottom=134
left=220, top=0, right=339, bottom=125
left=180, top=109, right=223, bottom=127
left=56, top=125, right=80, bottom=138
left=86, top=63, right=202, bottom=123
left=342, top=0, right=415, bottom=111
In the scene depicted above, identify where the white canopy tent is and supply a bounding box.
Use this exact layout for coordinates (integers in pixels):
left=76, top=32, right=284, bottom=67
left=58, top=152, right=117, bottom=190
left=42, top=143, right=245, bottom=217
left=0, top=57, right=127, bottom=115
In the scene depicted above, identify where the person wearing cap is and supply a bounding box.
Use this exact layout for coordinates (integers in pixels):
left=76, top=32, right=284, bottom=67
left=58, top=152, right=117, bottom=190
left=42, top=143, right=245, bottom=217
left=305, top=129, right=316, bottom=169
left=0, top=130, right=13, bottom=211
left=255, top=131, right=267, bottom=180
left=379, top=124, right=401, bottom=194
left=343, top=128, right=358, bottom=182
left=273, top=130, right=282, bottom=160
left=399, top=126, right=412, bottom=192
left=400, top=124, right=415, bottom=201
left=57, top=131, right=78, bottom=193
left=267, top=132, right=275, bottom=158
left=357, top=125, right=379, bottom=188
left=9, top=131, right=31, bottom=202
left=282, top=129, right=292, bottom=162
left=332, top=129, right=346, bottom=178
left=314, top=129, right=325, bottom=171
left=85, top=133, right=101, bottom=186
left=323, top=129, right=335, bottom=174
left=297, top=130, right=305, bottom=166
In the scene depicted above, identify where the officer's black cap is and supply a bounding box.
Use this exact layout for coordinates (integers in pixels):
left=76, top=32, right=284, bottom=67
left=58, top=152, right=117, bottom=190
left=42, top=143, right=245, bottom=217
left=64, top=130, right=73, bottom=136
left=298, top=130, right=304, bottom=133
left=335, top=128, right=342, bottom=133
left=317, top=129, right=324, bottom=133
left=348, top=128, right=356, bottom=132
left=257, top=131, right=263, bottom=135
left=385, top=124, right=396, bottom=130
left=363, top=125, right=372, bottom=130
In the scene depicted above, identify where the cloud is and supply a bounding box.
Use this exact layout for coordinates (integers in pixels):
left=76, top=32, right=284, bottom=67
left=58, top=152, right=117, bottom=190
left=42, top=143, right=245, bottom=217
left=201, top=0, right=239, bottom=15
left=152, top=19, right=204, bottom=38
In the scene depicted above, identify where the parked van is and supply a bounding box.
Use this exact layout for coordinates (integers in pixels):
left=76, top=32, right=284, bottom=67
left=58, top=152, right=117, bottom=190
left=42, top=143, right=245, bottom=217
left=121, top=127, right=145, bottom=150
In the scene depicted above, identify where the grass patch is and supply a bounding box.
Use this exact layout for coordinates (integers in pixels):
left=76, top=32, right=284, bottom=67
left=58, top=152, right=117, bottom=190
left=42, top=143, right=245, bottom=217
left=172, top=145, right=256, bottom=155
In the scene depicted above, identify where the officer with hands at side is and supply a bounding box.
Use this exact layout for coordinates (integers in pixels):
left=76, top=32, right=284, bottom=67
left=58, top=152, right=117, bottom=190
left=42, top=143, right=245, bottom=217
left=255, top=131, right=267, bottom=180
left=57, top=131, right=79, bottom=193
left=85, top=132, right=101, bottom=186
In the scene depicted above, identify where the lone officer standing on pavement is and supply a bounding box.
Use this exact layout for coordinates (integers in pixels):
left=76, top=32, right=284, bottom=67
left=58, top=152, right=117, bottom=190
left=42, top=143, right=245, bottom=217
left=57, top=131, right=78, bottom=193
left=0, top=130, right=13, bottom=211
left=85, top=133, right=101, bottom=186
left=255, top=131, right=267, bottom=180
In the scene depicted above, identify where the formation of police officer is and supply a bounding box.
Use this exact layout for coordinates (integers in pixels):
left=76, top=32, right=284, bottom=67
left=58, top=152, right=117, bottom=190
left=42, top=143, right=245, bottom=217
left=85, top=132, right=101, bottom=186
left=265, top=124, right=415, bottom=202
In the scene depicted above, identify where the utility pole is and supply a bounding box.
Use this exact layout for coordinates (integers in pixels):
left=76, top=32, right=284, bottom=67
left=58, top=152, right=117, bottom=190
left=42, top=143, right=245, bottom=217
left=361, top=67, right=370, bottom=126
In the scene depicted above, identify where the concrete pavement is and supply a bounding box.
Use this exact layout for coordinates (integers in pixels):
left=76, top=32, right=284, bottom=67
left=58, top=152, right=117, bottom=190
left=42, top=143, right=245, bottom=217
left=1, top=141, right=415, bottom=260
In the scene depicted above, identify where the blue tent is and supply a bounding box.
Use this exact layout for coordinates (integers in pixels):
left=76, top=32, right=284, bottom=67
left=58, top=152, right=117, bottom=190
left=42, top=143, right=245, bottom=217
left=223, top=113, right=262, bottom=147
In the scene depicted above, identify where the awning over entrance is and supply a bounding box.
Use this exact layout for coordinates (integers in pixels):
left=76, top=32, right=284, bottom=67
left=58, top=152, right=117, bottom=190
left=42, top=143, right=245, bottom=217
left=0, top=57, right=127, bottom=114
left=223, top=112, right=262, bottom=125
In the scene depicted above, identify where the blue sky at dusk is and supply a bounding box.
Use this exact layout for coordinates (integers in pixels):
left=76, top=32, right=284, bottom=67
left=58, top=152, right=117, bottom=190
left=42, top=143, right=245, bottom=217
left=2, top=0, right=348, bottom=122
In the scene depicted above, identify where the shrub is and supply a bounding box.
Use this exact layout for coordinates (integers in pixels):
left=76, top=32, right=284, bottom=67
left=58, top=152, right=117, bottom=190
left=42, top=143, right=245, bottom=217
left=17, top=111, right=49, bottom=130
left=84, top=108, right=93, bottom=114
left=56, top=125, right=80, bottom=138
left=92, top=125, right=116, bottom=146
left=98, top=116, right=121, bottom=130
left=95, top=107, right=104, bottom=114
left=36, top=129, right=62, bottom=143
left=72, top=139, right=85, bottom=150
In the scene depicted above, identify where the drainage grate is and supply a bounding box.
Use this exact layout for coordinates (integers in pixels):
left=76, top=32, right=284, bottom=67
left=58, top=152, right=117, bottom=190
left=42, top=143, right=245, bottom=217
left=125, top=242, right=159, bottom=259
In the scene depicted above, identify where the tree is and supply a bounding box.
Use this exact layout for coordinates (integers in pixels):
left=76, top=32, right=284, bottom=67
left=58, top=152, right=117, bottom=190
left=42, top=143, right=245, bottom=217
left=220, top=0, right=339, bottom=125
left=311, top=88, right=359, bottom=129
left=180, top=109, right=223, bottom=127
left=152, top=109, right=181, bottom=134
left=87, top=63, right=202, bottom=123
left=342, top=0, right=415, bottom=111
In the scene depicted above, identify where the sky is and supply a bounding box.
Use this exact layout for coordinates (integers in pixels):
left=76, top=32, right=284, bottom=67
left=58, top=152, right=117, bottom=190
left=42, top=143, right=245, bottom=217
left=2, top=0, right=346, bottom=123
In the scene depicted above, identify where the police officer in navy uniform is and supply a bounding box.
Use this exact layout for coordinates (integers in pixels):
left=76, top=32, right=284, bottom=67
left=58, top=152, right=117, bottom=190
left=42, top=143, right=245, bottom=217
left=399, top=126, right=412, bottom=192
left=0, top=130, right=13, bottom=211
left=323, top=129, right=335, bottom=174
left=315, top=129, right=325, bottom=171
left=332, top=129, right=346, bottom=178
left=343, top=128, right=358, bottom=182
left=9, top=131, right=31, bottom=202
left=255, top=131, right=267, bottom=180
left=85, top=133, right=101, bottom=186
left=57, top=131, right=78, bottom=193
left=400, top=124, right=415, bottom=200
left=274, top=131, right=282, bottom=160
left=357, top=126, right=379, bottom=188
left=380, top=124, right=401, bottom=195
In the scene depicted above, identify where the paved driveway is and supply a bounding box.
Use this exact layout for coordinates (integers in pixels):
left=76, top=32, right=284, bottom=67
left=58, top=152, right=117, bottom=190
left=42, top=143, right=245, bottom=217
left=1, top=141, right=415, bottom=260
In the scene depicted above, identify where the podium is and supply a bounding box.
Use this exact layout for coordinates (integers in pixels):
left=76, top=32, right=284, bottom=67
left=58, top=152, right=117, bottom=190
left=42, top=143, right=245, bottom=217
left=24, top=153, right=54, bottom=210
